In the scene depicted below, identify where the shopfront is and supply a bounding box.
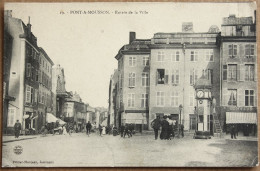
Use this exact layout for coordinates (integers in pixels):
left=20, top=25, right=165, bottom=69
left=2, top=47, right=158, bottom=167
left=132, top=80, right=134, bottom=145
left=226, top=112, right=257, bottom=136
left=122, top=112, right=148, bottom=132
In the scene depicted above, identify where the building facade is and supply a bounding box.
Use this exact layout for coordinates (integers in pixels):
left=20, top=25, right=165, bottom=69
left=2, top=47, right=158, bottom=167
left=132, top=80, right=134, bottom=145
left=113, top=13, right=257, bottom=135
left=37, top=47, right=54, bottom=131
left=108, top=69, right=118, bottom=127
left=219, top=14, right=257, bottom=136
left=5, top=11, right=41, bottom=133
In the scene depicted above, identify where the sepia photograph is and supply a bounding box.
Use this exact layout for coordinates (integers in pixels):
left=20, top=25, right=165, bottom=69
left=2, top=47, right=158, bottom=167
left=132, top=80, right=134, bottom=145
left=2, top=2, right=258, bottom=167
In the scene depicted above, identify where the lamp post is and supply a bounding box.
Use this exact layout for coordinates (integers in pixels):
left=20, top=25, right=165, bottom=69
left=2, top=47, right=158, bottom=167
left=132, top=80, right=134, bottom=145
left=178, top=104, right=183, bottom=138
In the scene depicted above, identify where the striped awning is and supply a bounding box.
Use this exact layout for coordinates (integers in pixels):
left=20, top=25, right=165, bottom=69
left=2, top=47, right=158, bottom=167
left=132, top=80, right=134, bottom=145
left=226, top=112, right=257, bottom=124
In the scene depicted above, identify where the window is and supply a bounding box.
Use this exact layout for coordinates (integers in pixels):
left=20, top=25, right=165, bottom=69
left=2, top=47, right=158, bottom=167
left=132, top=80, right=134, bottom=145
left=228, top=89, right=237, bottom=106
left=190, top=51, right=198, bottom=61
left=172, top=51, right=180, bottom=62
left=34, top=89, right=38, bottom=104
left=207, top=69, right=213, bottom=84
left=129, top=57, right=136, bottom=67
left=157, top=52, right=165, bottom=62
left=141, top=93, right=148, bottom=108
left=38, top=91, right=41, bottom=103
left=7, top=108, right=16, bottom=127
left=190, top=91, right=195, bottom=107
left=143, top=56, right=149, bottom=66
left=190, top=69, right=198, bottom=85
left=223, top=65, right=227, bottom=80
left=245, top=90, right=254, bottom=106
left=157, top=69, right=165, bottom=84
left=156, top=91, right=164, bottom=106
left=31, top=67, right=34, bottom=81
left=245, top=44, right=255, bottom=58
left=31, top=87, right=34, bottom=103
left=206, top=50, right=214, bottom=62
left=127, top=93, right=135, bottom=107
left=228, top=44, right=237, bottom=58
left=25, top=85, right=31, bottom=103
left=26, top=63, right=31, bottom=77
left=171, top=69, right=180, bottom=85
left=171, top=91, right=179, bottom=107
left=128, top=72, right=136, bottom=87
left=245, top=64, right=254, bottom=81
left=228, top=64, right=237, bottom=81
left=142, top=72, right=149, bottom=87
left=36, top=69, right=39, bottom=82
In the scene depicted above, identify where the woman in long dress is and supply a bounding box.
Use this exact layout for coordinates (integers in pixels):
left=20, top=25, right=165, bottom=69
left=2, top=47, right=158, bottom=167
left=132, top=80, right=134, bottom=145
left=102, top=126, right=106, bottom=135
left=63, top=125, right=67, bottom=135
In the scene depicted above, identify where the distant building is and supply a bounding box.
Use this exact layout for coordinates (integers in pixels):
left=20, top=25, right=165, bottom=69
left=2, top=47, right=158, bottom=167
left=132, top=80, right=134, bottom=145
left=52, top=64, right=68, bottom=118
left=108, top=69, right=118, bottom=127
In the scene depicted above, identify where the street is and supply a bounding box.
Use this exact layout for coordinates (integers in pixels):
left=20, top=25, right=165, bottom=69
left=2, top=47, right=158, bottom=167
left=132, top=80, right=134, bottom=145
left=2, top=132, right=258, bottom=167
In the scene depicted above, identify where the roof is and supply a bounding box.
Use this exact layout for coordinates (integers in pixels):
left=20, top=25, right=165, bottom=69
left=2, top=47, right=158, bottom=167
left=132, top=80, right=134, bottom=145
left=39, top=47, right=54, bottom=65
left=194, top=75, right=212, bottom=89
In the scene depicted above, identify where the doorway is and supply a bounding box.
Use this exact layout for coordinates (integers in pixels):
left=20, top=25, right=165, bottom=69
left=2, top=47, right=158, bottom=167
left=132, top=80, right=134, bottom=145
left=189, top=114, right=196, bottom=131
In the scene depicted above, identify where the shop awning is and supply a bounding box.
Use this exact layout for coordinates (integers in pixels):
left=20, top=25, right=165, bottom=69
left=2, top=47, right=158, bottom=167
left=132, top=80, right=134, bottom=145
left=226, top=112, right=257, bottom=124
left=124, top=113, right=146, bottom=124
left=46, top=113, right=66, bottom=125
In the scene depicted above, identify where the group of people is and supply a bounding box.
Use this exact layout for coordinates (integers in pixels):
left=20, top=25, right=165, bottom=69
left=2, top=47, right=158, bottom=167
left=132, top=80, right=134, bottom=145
left=151, top=115, right=184, bottom=140
left=120, top=124, right=134, bottom=138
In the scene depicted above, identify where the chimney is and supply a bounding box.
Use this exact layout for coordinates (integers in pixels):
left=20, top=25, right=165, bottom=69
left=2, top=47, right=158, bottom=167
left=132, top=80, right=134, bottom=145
left=27, top=16, right=32, bottom=33
left=129, top=32, right=136, bottom=44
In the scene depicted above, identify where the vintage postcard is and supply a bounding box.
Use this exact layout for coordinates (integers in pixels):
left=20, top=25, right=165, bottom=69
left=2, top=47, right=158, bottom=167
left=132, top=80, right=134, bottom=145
left=2, top=2, right=258, bottom=167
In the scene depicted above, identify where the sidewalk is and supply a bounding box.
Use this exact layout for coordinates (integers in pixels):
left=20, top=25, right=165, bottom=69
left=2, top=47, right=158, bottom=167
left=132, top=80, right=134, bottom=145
left=2, top=135, right=39, bottom=143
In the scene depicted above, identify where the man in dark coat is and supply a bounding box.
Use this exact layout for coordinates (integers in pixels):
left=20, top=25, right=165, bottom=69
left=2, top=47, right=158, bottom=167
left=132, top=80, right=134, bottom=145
left=230, top=124, right=236, bottom=139
left=124, top=124, right=132, bottom=138
left=86, top=121, right=92, bottom=136
left=160, top=116, right=169, bottom=140
left=151, top=116, right=161, bottom=140
left=120, top=124, right=125, bottom=137
left=14, top=120, right=22, bottom=138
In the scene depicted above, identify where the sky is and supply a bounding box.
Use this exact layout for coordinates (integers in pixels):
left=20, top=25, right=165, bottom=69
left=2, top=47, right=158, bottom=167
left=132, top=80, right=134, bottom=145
left=5, top=2, right=256, bottom=108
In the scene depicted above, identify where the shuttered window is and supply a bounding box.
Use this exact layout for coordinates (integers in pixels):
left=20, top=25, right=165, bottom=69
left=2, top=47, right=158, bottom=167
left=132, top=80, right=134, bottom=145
left=25, top=85, right=31, bottom=103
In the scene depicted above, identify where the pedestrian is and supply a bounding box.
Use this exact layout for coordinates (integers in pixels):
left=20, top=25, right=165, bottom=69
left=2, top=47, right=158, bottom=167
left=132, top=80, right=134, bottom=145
left=151, top=116, right=161, bottom=140
left=120, top=124, right=125, bottom=137
left=167, top=116, right=174, bottom=140
left=98, top=124, right=102, bottom=136
left=86, top=121, right=92, bottom=136
left=68, top=122, right=74, bottom=136
left=180, top=124, right=184, bottom=138
left=124, top=124, right=132, bottom=138
left=160, top=116, right=169, bottom=140
left=129, top=124, right=134, bottom=136
left=62, top=125, right=67, bottom=135
left=102, top=126, right=106, bottom=135
left=231, top=124, right=236, bottom=139
left=14, top=120, right=22, bottom=138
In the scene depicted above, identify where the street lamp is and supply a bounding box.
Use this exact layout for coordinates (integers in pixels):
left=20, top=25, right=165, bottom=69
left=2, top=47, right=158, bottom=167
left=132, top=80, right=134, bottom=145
left=179, top=104, right=183, bottom=125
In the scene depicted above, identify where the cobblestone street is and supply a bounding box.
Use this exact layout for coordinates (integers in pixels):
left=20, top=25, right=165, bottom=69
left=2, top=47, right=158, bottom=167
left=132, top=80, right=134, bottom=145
left=2, top=132, right=258, bottom=167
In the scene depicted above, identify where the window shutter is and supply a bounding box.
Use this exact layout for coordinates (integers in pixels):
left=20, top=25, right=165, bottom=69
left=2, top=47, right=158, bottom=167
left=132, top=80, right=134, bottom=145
left=171, top=70, right=175, bottom=84
left=254, top=64, right=257, bottom=81
left=239, top=64, right=244, bottom=81
left=156, top=70, right=158, bottom=85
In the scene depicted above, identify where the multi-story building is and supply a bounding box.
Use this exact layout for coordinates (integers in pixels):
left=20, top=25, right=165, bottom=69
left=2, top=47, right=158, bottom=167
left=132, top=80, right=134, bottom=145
left=63, top=92, right=85, bottom=131
left=115, top=32, right=151, bottom=132
left=108, top=69, right=118, bottom=127
left=4, top=11, right=41, bottom=133
left=37, top=47, right=54, bottom=130
left=113, top=13, right=257, bottom=135
left=52, top=64, right=68, bottom=118
left=3, top=11, right=15, bottom=134
left=149, top=24, right=220, bottom=132
left=218, top=14, right=257, bottom=136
